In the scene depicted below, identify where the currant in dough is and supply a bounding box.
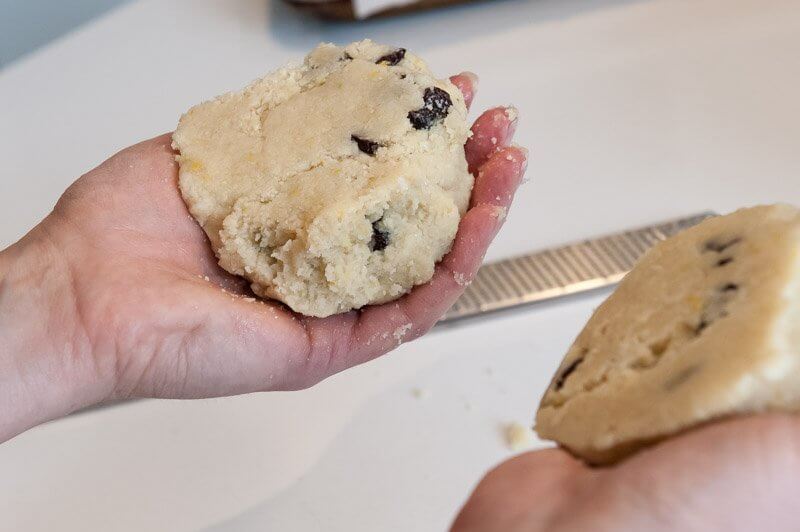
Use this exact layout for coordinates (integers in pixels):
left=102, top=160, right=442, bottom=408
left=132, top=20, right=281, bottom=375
left=172, top=40, right=472, bottom=317
left=536, top=205, right=800, bottom=464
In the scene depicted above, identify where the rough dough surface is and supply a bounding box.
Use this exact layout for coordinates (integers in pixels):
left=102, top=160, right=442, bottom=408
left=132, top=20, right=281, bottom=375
left=173, top=40, right=472, bottom=317
left=536, top=205, right=800, bottom=464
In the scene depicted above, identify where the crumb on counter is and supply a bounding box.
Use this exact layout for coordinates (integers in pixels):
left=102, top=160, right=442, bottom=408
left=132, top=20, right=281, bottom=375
left=411, top=387, right=430, bottom=400
left=505, top=422, right=536, bottom=451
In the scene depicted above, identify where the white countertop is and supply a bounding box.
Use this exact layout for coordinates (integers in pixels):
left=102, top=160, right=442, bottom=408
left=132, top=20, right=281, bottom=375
left=1, top=0, right=799, bottom=530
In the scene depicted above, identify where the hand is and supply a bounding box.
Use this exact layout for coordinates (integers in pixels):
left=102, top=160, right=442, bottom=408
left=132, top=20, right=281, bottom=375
left=0, top=73, right=527, bottom=441
left=452, top=414, right=800, bottom=531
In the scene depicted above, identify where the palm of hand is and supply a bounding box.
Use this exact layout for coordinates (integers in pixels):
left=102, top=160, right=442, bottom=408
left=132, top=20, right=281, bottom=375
left=453, top=415, right=800, bottom=531
left=48, top=134, right=293, bottom=399
left=43, top=74, right=526, bottom=400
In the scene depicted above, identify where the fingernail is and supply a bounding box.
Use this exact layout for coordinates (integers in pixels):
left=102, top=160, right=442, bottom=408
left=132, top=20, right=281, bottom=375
left=491, top=206, right=508, bottom=238
left=516, top=145, right=530, bottom=175
left=503, top=144, right=529, bottom=184
left=461, top=71, right=480, bottom=90
left=504, top=106, right=519, bottom=122
left=504, top=106, right=519, bottom=138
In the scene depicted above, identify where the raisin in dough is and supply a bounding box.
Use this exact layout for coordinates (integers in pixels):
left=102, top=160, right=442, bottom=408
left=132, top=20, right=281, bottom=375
left=536, top=205, right=800, bottom=465
left=173, top=40, right=471, bottom=317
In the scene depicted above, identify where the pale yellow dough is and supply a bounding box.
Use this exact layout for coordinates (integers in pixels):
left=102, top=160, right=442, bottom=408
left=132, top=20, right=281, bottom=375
left=536, top=205, right=800, bottom=464
left=173, top=40, right=472, bottom=317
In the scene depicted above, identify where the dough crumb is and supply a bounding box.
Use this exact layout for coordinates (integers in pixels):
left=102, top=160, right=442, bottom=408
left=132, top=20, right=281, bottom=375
left=490, top=206, right=507, bottom=221
left=411, top=387, right=430, bottom=399
left=393, top=323, right=412, bottom=344
left=505, top=422, right=536, bottom=451
left=504, top=106, right=519, bottom=122
left=453, top=271, right=471, bottom=287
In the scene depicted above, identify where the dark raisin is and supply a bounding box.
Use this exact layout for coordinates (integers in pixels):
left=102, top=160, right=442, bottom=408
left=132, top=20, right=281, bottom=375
left=716, top=257, right=734, bottom=267
left=408, top=87, right=452, bottom=130
left=695, top=281, right=737, bottom=334
left=704, top=237, right=742, bottom=253
left=351, top=135, right=381, bottom=155
left=554, top=357, right=584, bottom=391
left=376, top=48, right=406, bottom=66
left=342, top=52, right=353, bottom=61
left=399, top=74, right=407, bottom=80
left=408, top=109, right=436, bottom=130
left=428, top=88, right=452, bottom=112
left=369, top=219, right=390, bottom=252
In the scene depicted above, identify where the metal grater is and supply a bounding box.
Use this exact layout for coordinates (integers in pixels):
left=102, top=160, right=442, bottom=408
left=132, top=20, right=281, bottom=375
left=438, top=212, right=715, bottom=324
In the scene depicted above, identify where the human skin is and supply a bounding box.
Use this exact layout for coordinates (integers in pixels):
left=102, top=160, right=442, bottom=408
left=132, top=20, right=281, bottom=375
left=452, top=414, right=800, bottom=531
left=4, top=72, right=797, bottom=532
left=0, top=73, right=527, bottom=443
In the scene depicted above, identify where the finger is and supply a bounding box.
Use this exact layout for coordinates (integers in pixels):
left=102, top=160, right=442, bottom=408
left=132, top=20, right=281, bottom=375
left=306, top=145, right=528, bottom=375
left=111, top=271, right=310, bottom=399
left=570, top=415, right=800, bottom=531
left=449, top=72, right=479, bottom=110
left=113, top=131, right=174, bottom=157
left=305, top=205, right=501, bottom=377
left=143, top=132, right=175, bottom=151
left=466, top=107, right=519, bottom=174
left=451, top=448, right=587, bottom=532
left=190, top=289, right=308, bottom=395
left=470, top=145, right=528, bottom=209
left=616, top=414, right=800, bottom=475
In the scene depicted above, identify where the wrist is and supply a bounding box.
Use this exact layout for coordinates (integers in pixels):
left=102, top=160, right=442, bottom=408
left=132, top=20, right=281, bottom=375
left=0, top=224, right=111, bottom=442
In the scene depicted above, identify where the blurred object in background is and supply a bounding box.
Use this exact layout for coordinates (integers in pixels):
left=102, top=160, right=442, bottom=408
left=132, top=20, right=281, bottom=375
left=0, top=0, right=133, bottom=67
left=285, top=0, right=482, bottom=20
left=1, top=0, right=481, bottom=67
